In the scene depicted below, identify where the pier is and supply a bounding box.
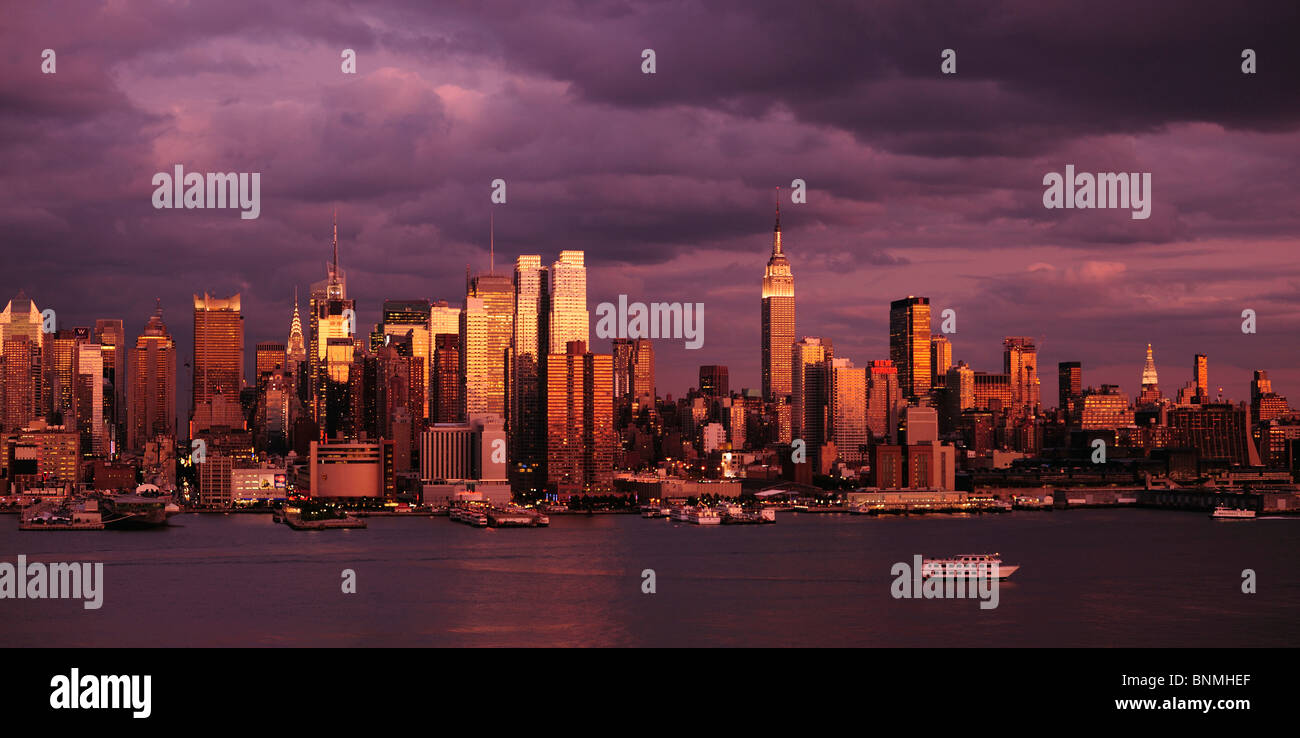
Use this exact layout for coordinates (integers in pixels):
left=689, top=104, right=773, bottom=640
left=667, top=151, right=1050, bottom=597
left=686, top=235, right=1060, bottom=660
left=280, top=506, right=367, bottom=530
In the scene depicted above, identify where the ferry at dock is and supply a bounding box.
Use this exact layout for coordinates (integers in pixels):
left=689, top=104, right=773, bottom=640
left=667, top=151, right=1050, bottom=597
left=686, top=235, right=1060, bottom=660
left=669, top=505, right=722, bottom=524
left=449, top=504, right=488, bottom=527
left=921, top=554, right=1018, bottom=580
left=685, top=507, right=722, bottom=525
left=1211, top=506, right=1256, bottom=520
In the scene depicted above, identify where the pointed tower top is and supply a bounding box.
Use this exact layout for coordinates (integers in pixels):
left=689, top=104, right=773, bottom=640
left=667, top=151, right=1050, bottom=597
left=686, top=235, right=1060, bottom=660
left=490, top=212, right=495, bottom=275
left=775, top=186, right=781, bottom=231
left=1141, top=344, right=1159, bottom=387
left=770, top=187, right=784, bottom=258
left=332, top=208, right=339, bottom=276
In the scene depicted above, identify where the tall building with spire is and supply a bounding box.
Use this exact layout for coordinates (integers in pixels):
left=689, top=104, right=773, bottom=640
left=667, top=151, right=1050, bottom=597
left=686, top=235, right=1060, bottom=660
left=461, top=221, right=514, bottom=422
left=129, top=303, right=176, bottom=453
left=761, top=191, right=795, bottom=401
left=282, top=290, right=308, bottom=431
left=1138, top=343, right=1162, bottom=406
left=287, top=289, right=306, bottom=364
left=309, top=211, right=355, bottom=430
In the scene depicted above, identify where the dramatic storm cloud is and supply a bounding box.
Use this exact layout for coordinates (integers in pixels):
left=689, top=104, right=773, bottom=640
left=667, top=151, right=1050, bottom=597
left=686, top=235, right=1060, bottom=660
left=2, top=0, right=1298, bottom=413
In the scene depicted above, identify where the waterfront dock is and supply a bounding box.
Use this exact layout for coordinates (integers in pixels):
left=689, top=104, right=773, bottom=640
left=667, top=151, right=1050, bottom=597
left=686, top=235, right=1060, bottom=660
left=449, top=503, right=548, bottom=528
left=845, top=490, right=1012, bottom=515
left=281, top=509, right=367, bottom=530
left=18, top=500, right=106, bottom=531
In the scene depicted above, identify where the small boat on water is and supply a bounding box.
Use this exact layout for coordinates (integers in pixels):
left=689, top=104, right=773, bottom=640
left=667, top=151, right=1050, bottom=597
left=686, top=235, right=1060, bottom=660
left=1211, top=506, right=1256, bottom=520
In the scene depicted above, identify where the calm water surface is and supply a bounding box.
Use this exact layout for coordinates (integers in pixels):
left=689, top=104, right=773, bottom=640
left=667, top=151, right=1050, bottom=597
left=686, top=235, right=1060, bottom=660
left=2, top=509, right=1297, bottom=647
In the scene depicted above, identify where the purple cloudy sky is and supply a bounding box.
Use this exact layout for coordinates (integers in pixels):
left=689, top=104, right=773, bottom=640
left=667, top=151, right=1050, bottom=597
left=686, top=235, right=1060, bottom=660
left=3, top=0, right=1299, bottom=413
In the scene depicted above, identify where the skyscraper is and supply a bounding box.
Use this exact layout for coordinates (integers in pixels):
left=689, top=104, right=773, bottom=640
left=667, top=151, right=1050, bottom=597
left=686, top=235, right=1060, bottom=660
left=1003, top=336, right=1040, bottom=416
left=462, top=231, right=514, bottom=421
left=546, top=251, right=589, bottom=354
left=513, top=255, right=544, bottom=485
left=930, top=336, right=952, bottom=388
left=382, top=299, right=432, bottom=418
left=93, top=319, right=127, bottom=454
left=829, top=358, right=868, bottom=464
left=1138, top=343, right=1161, bottom=406
left=286, top=291, right=306, bottom=365
left=630, top=338, right=655, bottom=410
left=130, top=305, right=177, bottom=453
left=432, top=333, right=461, bottom=423
left=889, top=296, right=931, bottom=402
left=323, top=336, right=359, bottom=439
left=75, top=341, right=105, bottom=454
left=430, top=299, right=462, bottom=423
left=192, top=292, right=243, bottom=416
left=699, top=365, right=729, bottom=398
left=761, top=196, right=795, bottom=401
left=1251, top=370, right=1291, bottom=422
left=867, top=359, right=902, bottom=442
left=308, top=213, right=355, bottom=427
left=2, top=336, right=40, bottom=431
left=1194, top=354, right=1209, bottom=403
left=49, top=329, right=79, bottom=423
left=942, top=361, right=974, bottom=433
left=0, top=292, right=46, bottom=430
left=430, top=300, right=461, bottom=338
left=792, top=337, right=832, bottom=464
left=544, top=341, right=614, bottom=498
left=612, top=338, right=635, bottom=401
left=1058, top=361, right=1082, bottom=421
left=255, top=342, right=286, bottom=382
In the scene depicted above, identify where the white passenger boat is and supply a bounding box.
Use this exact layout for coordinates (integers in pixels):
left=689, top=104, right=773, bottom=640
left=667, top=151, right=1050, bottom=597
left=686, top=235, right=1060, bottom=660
left=1211, top=506, right=1256, bottom=520
left=921, top=554, right=1018, bottom=580
left=684, top=507, right=722, bottom=525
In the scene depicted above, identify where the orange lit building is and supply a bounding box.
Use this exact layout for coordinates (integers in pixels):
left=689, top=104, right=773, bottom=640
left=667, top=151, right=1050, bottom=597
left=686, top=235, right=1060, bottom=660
left=545, top=341, right=614, bottom=498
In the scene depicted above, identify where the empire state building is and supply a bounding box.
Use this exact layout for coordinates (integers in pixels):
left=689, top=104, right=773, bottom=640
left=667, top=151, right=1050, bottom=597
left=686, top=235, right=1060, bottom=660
left=761, top=196, right=795, bottom=401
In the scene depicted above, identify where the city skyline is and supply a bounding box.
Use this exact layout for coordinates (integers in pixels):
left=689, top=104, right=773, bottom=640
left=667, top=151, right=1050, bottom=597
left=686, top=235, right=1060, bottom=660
left=2, top=0, right=1299, bottom=669
left=2, top=219, right=1292, bottom=443
left=3, top=2, right=1298, bottom=420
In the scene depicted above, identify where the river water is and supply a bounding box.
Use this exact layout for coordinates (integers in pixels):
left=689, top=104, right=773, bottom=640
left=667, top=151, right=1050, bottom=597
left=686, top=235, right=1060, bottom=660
left=2, top=509, right=1296, bottom=647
